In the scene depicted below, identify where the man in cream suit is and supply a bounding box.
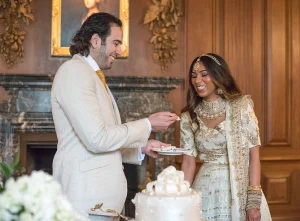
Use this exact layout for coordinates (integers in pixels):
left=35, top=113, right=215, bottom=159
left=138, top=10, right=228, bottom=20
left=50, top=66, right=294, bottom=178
left=51, top=13, right=178, bottom=221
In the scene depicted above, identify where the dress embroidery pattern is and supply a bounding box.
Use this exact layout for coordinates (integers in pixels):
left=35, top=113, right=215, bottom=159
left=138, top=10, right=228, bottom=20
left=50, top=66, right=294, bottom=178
left=180, top=96, right=272, bottom=221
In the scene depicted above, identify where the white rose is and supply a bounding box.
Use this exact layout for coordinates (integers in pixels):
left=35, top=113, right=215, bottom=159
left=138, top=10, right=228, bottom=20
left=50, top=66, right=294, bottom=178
left=21, top=194, right=36, bottom=211
left=20, top=212, right=34, bottom=221
left=0, top=209, right=15, bottom=221
left=0, top=171, right=90, bottom=221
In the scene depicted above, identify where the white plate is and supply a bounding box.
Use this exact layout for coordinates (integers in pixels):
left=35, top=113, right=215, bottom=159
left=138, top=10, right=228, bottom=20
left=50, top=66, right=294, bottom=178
left=152, top=147, right=188, bottom=156
left=88, top=210, right=118, bottom=217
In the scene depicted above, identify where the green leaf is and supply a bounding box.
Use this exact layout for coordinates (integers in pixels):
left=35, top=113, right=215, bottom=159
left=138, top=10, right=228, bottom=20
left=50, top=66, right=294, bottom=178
left=13, top=151, right=20, bottom=169
left=0, top=162, right=14, bottom=179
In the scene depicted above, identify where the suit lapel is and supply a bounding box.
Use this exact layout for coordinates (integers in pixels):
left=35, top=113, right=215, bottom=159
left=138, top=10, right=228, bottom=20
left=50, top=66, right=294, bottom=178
left=72, top=54, right=109, bottom=93
left=72, top=55, right=119, bottom=124
left=72, top=54, right=120, bottom=125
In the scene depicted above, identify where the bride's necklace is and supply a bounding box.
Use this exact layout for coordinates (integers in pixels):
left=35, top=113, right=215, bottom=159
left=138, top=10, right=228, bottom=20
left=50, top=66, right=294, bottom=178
left=196, top=97, right=226, bottom=120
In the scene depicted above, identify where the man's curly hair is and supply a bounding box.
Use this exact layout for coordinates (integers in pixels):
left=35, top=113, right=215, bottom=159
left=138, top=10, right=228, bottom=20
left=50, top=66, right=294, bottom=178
left=69, top=12, right=122, bottom=56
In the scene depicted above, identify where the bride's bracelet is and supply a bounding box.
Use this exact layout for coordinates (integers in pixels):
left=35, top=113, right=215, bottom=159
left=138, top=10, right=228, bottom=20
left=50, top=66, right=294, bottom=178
left=246, top=189, right=262, bottom=211
left=248, top=185, right=262, bottom=191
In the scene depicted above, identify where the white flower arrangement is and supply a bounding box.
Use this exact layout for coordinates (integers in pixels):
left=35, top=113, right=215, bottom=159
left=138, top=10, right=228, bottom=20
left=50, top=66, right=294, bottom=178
left=0, top=171, right=89, bottom=221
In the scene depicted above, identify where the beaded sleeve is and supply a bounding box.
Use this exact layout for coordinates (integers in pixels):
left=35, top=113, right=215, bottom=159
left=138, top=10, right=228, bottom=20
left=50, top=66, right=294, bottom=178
left=180, top=112, right=198, bottom=157
left=241, top=97, right=261, bottom=148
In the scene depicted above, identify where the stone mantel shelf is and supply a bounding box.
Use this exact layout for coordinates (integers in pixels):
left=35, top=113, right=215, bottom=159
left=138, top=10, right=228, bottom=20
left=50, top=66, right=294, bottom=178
left=0, top=74, right=183, bottom=93
left=2, top=112, right=55, bottom=133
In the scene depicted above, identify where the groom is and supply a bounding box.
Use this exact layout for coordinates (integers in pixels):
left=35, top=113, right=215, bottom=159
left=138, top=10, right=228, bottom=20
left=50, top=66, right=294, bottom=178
left=51, top=12, right=178, bottom=221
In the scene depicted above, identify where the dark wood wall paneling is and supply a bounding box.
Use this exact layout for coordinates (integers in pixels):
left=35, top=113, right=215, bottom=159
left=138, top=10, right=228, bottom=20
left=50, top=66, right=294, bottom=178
left=185, top=0, right=300, bottom=220
left=0, top=0, right=186, bottom=78
left=261, top=0, right=300, bottom=220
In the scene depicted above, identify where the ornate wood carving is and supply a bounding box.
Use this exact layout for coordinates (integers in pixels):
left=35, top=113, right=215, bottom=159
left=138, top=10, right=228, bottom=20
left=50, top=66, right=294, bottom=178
left=0, top=0, right=34, bottom=68
left=143, top=0, right=183, bottom=71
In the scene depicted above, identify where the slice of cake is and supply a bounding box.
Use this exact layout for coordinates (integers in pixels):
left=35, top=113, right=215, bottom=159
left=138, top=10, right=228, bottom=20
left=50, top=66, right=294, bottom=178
left=132, top=166, right=202, bottom=221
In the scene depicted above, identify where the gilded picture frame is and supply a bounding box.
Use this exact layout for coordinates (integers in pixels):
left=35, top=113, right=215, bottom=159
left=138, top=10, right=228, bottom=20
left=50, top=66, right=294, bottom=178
left=51, top=0, right=129, bottom=57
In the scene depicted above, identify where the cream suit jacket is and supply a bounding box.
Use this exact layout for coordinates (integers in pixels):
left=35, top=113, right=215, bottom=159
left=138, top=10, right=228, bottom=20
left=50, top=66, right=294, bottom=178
left=51, top=54, right=149, bottom=216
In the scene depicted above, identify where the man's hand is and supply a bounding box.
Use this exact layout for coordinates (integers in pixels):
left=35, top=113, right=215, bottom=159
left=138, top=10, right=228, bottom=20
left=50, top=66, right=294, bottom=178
left=142, top=139, right=170, bottom=158
left=148, top=112, right=178, bottom=132
left=246, top=209, right=261, bottom=221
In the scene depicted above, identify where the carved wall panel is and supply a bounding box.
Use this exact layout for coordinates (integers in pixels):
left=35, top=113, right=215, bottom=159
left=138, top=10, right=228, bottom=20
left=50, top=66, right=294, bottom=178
left=184, top=0, right=300, bottom=219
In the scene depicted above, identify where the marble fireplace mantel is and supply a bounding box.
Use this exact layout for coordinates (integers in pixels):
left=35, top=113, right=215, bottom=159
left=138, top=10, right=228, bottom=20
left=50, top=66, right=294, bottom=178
left=0, top=75, right=183, bottom=130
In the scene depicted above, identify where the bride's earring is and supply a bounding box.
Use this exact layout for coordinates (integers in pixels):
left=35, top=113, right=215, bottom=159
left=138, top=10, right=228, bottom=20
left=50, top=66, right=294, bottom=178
left=216, top=88, right=223, bottom=95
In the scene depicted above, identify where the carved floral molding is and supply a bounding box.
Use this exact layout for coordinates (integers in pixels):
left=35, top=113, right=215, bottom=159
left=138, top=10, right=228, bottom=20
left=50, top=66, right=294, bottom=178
left=143, top=0, right=183, bottom=71
left=0, top=0, right=34, bottom=68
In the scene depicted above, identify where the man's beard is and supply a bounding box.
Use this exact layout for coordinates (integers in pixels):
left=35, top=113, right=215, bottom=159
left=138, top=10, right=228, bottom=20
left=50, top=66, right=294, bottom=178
left=96, top=44, right=112, bottom=70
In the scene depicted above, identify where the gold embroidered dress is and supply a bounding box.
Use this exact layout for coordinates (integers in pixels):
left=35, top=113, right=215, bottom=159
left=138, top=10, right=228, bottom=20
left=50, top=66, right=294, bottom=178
left=180, top=96, right=272, bottom=221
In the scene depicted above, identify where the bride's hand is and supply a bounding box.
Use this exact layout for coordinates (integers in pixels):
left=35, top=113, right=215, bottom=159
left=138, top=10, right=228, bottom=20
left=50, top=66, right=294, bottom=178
left=246, top=208, right=261, bottom=221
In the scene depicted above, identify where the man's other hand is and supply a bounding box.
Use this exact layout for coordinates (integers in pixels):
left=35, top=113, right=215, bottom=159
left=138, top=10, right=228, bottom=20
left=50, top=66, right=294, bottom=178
left=148, top=112, right=178, bottom=132
left=142, top=140, right=170, bottom=158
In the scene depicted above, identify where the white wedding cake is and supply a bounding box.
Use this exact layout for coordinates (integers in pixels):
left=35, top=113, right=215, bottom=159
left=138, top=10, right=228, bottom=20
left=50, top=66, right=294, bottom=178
left=132, top=166, right=202, bottom=221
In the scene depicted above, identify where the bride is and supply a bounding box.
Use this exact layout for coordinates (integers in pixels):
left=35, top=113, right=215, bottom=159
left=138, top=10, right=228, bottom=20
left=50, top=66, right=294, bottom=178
left=180, top=53, right=272, bottom=221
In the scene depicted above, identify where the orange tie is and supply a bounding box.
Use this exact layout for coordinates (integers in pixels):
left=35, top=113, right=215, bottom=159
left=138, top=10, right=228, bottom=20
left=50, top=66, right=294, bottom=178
left=96, top=70, right=107, bottom=91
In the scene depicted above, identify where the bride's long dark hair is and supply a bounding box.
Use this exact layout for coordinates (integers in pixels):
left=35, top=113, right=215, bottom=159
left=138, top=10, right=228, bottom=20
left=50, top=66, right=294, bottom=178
left=181, top=53, right=242, bottom=123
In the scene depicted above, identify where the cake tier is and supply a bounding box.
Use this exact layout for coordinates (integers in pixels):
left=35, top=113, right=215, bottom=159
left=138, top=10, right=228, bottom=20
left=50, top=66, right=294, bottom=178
left=134, top=191, right=202, bottom=221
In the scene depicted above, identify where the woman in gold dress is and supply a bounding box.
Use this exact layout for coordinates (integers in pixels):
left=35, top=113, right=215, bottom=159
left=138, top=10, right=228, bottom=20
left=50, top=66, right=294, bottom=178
left=180, top=53, right=272, bottom=221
